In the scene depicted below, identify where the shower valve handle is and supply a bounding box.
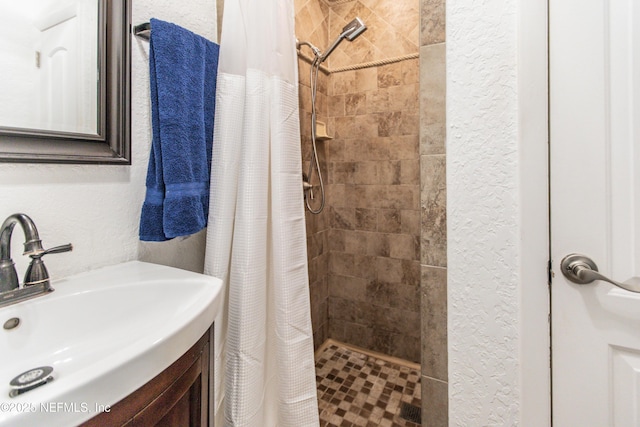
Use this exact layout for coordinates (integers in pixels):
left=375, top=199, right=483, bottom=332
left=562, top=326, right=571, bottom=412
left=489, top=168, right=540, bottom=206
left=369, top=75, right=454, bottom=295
left=303, top=180, right=314, bottom=199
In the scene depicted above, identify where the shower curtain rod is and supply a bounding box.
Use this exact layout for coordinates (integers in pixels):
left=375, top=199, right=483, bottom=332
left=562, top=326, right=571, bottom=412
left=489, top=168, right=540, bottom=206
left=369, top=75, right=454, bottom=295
left=134, top=22, right=151, bottom=41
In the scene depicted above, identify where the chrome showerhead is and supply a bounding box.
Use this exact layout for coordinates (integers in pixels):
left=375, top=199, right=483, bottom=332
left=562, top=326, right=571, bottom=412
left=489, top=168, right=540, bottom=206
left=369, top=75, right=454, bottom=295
left=342, top=17, right=367, bottom=41
left=319, top=17, right=367, bottom=63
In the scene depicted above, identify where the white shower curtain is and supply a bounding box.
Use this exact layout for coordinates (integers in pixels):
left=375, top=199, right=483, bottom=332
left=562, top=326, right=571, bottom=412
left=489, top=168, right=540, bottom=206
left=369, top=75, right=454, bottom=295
left=204, top=0, right=319, bottom=426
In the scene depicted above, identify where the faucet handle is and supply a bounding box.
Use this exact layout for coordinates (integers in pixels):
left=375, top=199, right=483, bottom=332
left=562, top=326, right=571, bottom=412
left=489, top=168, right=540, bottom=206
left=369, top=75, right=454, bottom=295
left=23, top=243, right=73, bottom=287
left=41, top=244, right=73, bottom=256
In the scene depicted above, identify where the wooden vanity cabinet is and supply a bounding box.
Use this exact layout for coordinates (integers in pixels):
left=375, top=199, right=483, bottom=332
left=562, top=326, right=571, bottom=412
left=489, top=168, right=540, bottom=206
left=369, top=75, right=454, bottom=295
left=81, top=327, right=211, bottom=427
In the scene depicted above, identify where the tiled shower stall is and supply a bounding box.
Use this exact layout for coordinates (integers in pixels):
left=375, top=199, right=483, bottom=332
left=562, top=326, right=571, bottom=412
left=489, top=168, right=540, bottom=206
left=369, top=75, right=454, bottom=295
left=296, top=0, right=447, bottom=424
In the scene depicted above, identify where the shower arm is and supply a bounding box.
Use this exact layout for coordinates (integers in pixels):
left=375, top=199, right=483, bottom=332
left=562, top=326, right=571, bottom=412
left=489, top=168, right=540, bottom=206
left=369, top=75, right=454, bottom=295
left=297, top=33, right=349, bottom=65
left=318, top=35, right=345, bottom=64
left=296, top=40, right=321, bottom=57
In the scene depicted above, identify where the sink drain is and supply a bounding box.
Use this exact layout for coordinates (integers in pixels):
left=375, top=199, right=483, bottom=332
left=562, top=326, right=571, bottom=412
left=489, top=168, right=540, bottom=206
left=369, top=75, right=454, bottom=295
left=9, top=366, right=54, bottom=397
left=3, top=317, right=19, bottom=330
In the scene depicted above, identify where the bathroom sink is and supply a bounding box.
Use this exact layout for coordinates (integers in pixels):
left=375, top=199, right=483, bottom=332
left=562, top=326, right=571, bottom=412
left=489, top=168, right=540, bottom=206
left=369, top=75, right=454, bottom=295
left=0, top=261, right=223, bottom=427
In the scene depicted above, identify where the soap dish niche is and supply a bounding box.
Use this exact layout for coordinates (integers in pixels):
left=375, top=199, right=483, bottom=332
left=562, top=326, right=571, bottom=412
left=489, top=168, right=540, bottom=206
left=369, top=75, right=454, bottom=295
left=315, top=121, right=333, bottom=141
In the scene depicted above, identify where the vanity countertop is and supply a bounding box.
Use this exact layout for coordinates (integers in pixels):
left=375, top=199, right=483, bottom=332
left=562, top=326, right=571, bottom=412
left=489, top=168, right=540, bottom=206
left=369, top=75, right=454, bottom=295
left=0, top=261, right=223, bottom=427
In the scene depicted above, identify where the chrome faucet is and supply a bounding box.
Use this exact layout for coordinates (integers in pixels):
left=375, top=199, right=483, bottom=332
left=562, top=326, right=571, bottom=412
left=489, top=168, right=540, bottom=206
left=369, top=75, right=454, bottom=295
left=0, top=213, right=72, bottom=307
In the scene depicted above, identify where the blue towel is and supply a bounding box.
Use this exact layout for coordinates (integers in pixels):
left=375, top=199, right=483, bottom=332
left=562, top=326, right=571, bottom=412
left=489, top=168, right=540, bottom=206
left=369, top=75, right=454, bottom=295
left=139, top=19, right=219, bottom=241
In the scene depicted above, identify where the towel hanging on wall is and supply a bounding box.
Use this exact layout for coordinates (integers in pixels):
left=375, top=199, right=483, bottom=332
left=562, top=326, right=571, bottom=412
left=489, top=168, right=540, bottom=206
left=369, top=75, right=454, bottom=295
left=139, top=18, right=220, bottom=241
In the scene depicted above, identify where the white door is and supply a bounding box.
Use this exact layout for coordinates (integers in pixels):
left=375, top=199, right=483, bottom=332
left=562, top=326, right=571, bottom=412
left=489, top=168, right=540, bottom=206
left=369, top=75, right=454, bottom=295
left=550, top=0, right=640, bottom=425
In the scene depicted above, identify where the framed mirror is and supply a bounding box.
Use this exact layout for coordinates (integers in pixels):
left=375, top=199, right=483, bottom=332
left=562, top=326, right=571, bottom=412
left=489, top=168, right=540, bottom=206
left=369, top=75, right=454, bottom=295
left=0, top=0, right=130, bottom=164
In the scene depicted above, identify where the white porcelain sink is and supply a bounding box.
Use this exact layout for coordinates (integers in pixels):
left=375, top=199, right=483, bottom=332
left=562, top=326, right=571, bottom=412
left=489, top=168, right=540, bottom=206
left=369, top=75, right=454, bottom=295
left=0, top=261, right=223, bottom=427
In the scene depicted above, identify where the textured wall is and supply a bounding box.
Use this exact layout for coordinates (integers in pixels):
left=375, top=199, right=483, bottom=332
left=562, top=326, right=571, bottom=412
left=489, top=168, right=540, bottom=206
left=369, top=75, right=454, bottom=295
left=447, top=0, right=520, bottom=424
left=0, top=0, right=216, bottom=281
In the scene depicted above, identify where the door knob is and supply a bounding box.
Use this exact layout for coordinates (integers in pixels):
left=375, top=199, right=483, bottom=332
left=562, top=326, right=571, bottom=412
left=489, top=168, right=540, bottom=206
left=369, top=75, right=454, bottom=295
left=560, top=254, right=640, bottom=293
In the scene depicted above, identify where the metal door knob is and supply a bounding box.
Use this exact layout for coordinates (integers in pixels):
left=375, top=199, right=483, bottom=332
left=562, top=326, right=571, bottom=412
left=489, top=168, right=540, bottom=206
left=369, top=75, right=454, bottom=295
left=560, top=254, right=640, bottom=293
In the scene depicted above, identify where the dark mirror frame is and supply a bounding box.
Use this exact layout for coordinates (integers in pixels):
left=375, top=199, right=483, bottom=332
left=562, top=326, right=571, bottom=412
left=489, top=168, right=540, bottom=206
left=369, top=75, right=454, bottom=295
left=0, top=0, right=131, bottom=165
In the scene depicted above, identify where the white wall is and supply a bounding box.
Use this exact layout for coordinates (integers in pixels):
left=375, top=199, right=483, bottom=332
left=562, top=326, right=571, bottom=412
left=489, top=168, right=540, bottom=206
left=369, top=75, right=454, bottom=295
left=0, top=0, right=217, bottom=282
left=447, top=0, right=550, bottom=425
left=0, top=12, right=39, bottom=129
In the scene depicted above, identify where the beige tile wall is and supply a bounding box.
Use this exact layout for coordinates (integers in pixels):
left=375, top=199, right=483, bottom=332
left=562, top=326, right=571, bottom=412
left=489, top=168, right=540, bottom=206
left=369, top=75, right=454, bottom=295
left=296, top=0, right=448, bottom=423
left=326, top=58, right=421, bottom=363
left=325, top=0, right=419, bottom=69
left=296, top=0, right=443, bottom=373
left=419, top=0, right=447, bottom=423
left=296, top=0, right=331, bottom=350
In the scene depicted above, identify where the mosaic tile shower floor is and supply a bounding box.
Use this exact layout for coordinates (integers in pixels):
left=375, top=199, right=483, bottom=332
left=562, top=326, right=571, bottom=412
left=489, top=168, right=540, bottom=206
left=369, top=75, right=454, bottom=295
left=315, top=343, right=422, bottom=427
